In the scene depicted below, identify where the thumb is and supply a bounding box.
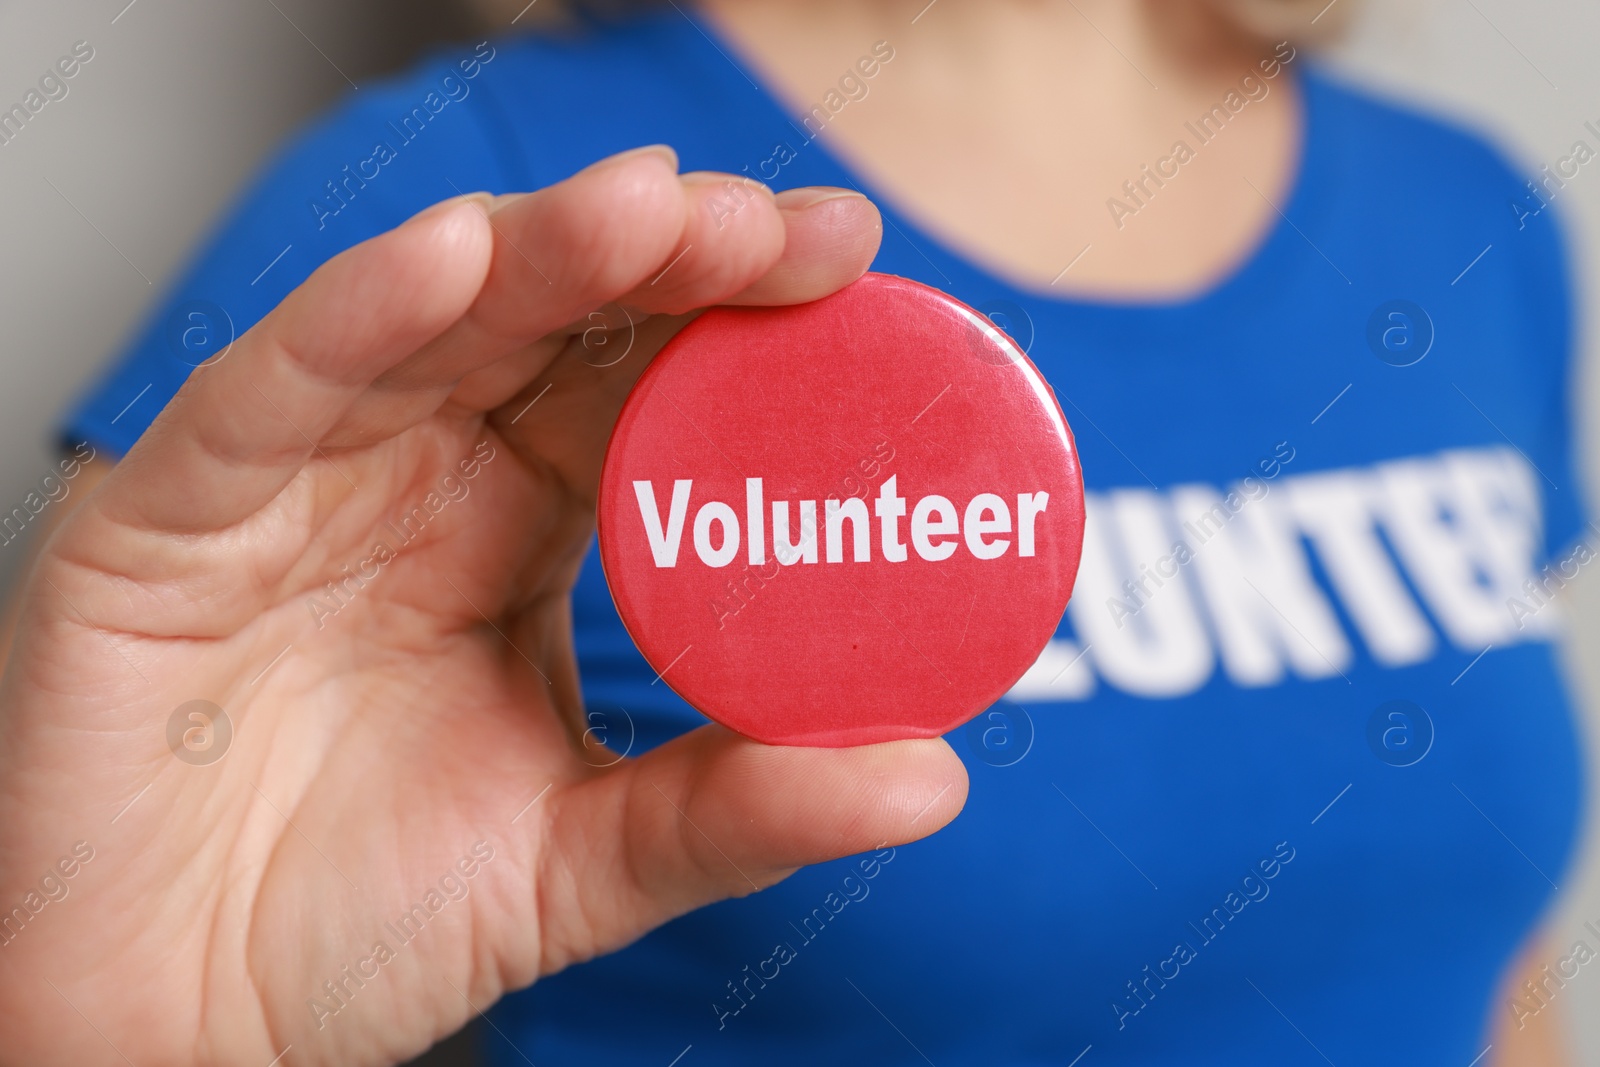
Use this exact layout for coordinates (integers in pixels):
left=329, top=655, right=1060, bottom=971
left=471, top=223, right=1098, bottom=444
left=531, top=726, right=967, bottom=973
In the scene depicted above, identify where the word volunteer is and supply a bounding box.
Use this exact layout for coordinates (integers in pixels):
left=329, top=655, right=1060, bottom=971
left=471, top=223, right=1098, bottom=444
left=1008, top=445, right=1564, bottom=703
left=632, top=476, right=1052, bottom=568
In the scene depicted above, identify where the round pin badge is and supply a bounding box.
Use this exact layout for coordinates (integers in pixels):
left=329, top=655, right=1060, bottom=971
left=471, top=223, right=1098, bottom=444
left=597, top=272, right=1084, bottom=747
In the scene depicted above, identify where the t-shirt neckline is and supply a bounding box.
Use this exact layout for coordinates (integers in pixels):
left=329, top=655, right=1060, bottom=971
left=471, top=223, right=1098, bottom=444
left=677, top=7, right=1336, bottom=334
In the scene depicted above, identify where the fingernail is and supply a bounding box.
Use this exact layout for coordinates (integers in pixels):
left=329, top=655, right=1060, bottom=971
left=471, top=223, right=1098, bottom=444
left=405, top=191, right=494, bottom=225
left=585, top=143, right=679, bottom=174
left=485, top=191, right=527, bottom=215
left=680, top=170, right=774, bottom=197
left=774, top=186, right=868, bottom=211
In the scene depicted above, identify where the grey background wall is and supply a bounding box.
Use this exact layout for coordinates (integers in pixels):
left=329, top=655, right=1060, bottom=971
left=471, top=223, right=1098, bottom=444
left=0, top=0, right=1596, bottom=1058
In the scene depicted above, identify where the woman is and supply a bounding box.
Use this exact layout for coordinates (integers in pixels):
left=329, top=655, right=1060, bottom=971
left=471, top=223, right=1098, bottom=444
left=0, top=0, right=1582, bottom=1063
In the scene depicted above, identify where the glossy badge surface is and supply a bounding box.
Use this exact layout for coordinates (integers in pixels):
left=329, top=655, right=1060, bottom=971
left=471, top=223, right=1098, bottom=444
left=597, top=273, right=1084, bottom=746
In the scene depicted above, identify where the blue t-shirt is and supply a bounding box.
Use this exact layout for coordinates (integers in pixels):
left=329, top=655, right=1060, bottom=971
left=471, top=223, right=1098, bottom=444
left=64, top=12, right=1588, bottom=1066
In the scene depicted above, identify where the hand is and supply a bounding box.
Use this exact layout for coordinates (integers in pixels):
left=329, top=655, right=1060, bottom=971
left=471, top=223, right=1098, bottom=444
left=0, top=146, right=967, bottom=1066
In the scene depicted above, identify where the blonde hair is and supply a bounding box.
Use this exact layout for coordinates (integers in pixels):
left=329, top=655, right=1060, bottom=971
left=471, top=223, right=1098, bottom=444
left=1207, top=0, right=1355, bottom=41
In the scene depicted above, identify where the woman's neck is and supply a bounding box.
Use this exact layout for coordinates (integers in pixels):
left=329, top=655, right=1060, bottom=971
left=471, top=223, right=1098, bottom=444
left=697, top=0, right=1302, bottom=300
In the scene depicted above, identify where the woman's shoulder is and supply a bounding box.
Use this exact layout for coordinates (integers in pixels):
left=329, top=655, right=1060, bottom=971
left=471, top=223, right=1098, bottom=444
left=474, top=11, right=730, bottom=112
left=455, top=12, right=751, bottom=185
left=1299, top=61, right=1571, bottom=315
left=1303, top=64, right=1545, bottom=208
left=487, top=10, right=699, bottom=66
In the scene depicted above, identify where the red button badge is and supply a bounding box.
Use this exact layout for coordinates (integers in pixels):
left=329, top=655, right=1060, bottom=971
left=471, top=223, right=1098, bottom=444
left=597, top=273, right=1084, bottom=746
